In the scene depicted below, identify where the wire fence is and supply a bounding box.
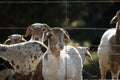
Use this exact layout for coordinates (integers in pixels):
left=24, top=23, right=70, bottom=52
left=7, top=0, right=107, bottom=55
left=0, top=0, right=120, bottom=79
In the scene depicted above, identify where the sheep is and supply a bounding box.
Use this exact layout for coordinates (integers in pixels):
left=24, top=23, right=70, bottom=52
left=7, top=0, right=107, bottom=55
left=3, top=34, right=26, bottom=45
left=97, top=10, right=120, bottom=80
left=25, top=23, right=50, bottom=43
left=1, top=34, right=27, bottom=80
left=42, top=27, right=83, bottom=80
left=0, top=41, right=47, bottom=80
left=24, top=23, right=50, bottom=80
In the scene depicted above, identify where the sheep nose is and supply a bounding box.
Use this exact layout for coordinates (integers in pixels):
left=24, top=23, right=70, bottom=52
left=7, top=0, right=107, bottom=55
left=58, top=44, right=64, bottom=50
left=35, top=38, right=39, bottom=40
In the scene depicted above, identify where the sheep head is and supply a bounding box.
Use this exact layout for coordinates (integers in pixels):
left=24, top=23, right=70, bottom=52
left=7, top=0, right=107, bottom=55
left=110, top=10, right=120, bottom=24
left=25, top=23, right=50, bottom=42
left=3, top=34, right=26, bottom=45
left=46, top=27, right=70, bottom=51
left=77, top=47, right=93, bottom=63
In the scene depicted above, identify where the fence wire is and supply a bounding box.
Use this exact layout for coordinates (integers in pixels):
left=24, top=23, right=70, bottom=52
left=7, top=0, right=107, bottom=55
left=0, top=27, right=110, bottom=30
left=0, top=0, right=119, bottom=79
left=0, top=1, right=120, bottom=3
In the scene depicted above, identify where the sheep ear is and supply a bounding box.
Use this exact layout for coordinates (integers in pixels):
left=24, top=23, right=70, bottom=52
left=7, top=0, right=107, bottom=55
left=110, top=16, right=118, bottom=24
left=19, top=35, right=26, bottom=42
left=21, top=35, right=24, bottom=38
left=42, top=24, right=51, bottom=33
left=20, top=38, right=26, bottom=42
left=3, top=39, right=11, bottom=45
left=24, top=26, right=33, bottom=37
left=85, top=51, right=93, bottom=61
left=43, top=30, right=52, bottom=42
left=61, top=28, right=70, bottom=41
left=8, top=35, right=12, bottom=39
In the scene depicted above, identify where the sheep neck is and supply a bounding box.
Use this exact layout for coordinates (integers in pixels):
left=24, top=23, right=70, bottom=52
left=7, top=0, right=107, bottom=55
left=113, top=22, right=120, bottom=53
left=115, top=22, right=120, bottom=43
left=110, top=22, right=120, bottom=63
left=48, top=38, right=60, bottom=57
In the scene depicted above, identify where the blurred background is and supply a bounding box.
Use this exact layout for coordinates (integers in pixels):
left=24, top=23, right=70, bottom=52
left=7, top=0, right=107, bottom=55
left=0, top=0, right=120, bottom=79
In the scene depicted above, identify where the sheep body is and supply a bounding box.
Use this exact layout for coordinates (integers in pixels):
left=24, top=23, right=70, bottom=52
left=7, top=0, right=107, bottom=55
left=42, top=45, right=83, bottom=80
left=42, top=27, right=83, bottom=80
left=0, top=41, right=47, bottom=79
left=98, top=28, right=116, bottom=70
left=98, top=27, right=120, bottom=79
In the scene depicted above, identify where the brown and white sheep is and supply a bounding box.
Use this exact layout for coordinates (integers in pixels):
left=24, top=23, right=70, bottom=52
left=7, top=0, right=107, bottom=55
left=24, top=23, right=50, bottom=80
left=98, top=10, right=120, bottom=80
left=42, top=27, right=83, bottom=80
left=25, top=23, right=50, bottom=43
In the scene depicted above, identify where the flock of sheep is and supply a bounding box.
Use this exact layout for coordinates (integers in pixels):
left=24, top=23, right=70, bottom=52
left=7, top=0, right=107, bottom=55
left=0, top=10, right=120, bottom=80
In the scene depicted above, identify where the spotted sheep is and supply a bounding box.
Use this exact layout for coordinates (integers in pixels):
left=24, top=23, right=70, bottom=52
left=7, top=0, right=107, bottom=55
left=1, top=34, right=27, bottom=80
left=98, top=10, right=120, bottom=80
left=0, top=41, right=47, bottom=80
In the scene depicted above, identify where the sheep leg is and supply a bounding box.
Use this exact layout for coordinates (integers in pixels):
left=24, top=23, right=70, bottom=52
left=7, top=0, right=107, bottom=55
left=111, top=63, right=119, bottom=80
left=111, top=72, right=119, bottom=80
left=100, top=66, right=106, bottom=80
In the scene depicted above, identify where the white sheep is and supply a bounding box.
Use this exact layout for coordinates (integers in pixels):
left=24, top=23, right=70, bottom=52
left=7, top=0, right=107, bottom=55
left=42, top=27, right=83, bottom=80
left=98, top=10, right=120, bottom=80
left=3, top=34, right=26, bottom=45
left=0, top=41, right=47, bottom=80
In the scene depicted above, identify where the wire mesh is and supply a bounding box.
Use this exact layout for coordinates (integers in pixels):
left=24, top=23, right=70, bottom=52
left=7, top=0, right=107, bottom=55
left=0, top=0, right=120, bottom=79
